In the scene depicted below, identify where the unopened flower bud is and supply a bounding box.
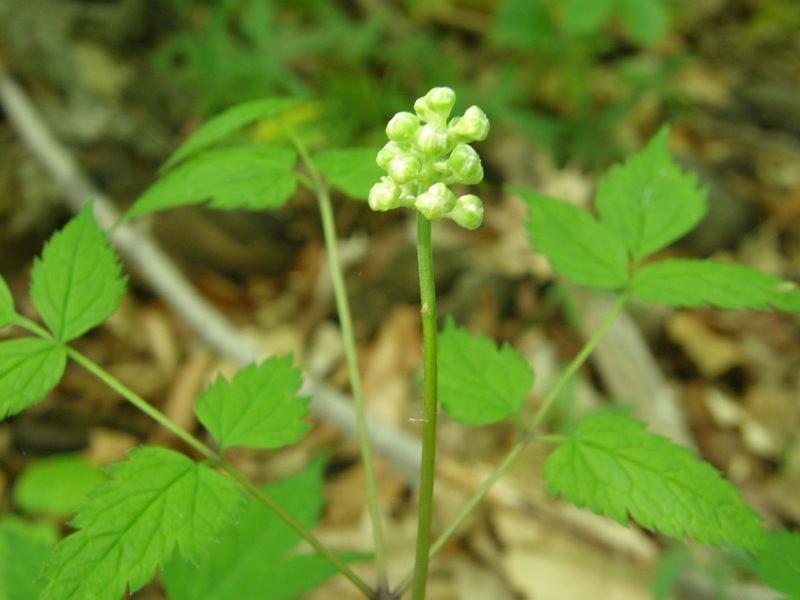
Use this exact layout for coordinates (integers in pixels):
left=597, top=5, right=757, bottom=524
left=414, top=87, right=456, bottom=123
left=386, top=112, right=420, bottom=141
left=450, top=106, right=490, bottom=142
left=449, top=194, right=483, bottom=230
left=416, top=123, right=453, bottom=157
left=415, top=182, right=456, bottom=220
left=446, top=144, right=484, bottom=185
left=387, top=152, right=422, bottom=184
left=368, top=177, right=402, bottom=212
left=376, top=141, right=403, bottom=171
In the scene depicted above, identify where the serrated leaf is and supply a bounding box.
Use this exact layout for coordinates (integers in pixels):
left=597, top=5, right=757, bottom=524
left=195, top=356, right=310, bottom=451
left=438, top=318, right=534, bottom=426
left=595, top=127, right=706, bottom=262
left=163, top=98, right=299, bottom=171
left=13, top=455, right=105, bottom=518
left=515, top=186, right=630, bottom=289
left=162, top=459, right=362, bottom=600
left=314, top=147, right=383, bottom=200
left=40, top=447, right=241, bottom=600
left=0, top=516, right=57, bottom=600
left=30, top=205, right=126, bottom=342
left=563, top=0, right=615, bottom=36
left=0, top=338, right=66, bottom=419
left=752, top=529, right=800, bottom=599
left=544, top=413, right=764, bottom=550
left=125, top=147, right=297, bottom=220
left=631, top=259, right=800, bottom=313
left=0, top=276, right=15, bottom=328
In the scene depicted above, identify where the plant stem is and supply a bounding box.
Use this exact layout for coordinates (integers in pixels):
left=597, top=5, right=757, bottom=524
left=284, top=123, right=389, bottom=588
left=57, top=341, right=375, bottom=598
left=219, top=462, right=375, bottom=598
left=395, top=290, right=630, bottom=597
left=65, top=346, right=220, bottom=462
left=529, top=291, right=630, bottom=430
left=410, top=214, right=439, bottom=600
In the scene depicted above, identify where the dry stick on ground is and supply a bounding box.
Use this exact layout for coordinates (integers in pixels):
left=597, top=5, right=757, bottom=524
left=0, top=67, right=777, bottom=600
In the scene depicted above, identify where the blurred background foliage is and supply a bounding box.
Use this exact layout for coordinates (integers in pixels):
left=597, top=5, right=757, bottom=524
left=152, top=0, right=680, bottom=166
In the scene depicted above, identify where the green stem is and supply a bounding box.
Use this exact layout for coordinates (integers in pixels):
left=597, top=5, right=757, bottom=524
left=529, top=291, right=630, bottom=430
left=410, top=214, right=439, bottom=600
left=219, top=462, right=375, bottom=598
left=284, top=124, right=389, bottom=588
left=394, top=290, right=630, bottom=597
left=65, top=347, right=220, bottom=462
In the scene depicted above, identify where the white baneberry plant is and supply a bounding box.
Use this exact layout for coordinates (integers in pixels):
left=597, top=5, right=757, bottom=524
left=0, top=87, right=798, bottom=600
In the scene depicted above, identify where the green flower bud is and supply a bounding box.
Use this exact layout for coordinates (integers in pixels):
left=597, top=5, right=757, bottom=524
left=376, top=141, right=403, bottom=171
left=416, top=123, right=453, bottom=157
left=448, top=194, right=483, bottom=230
left=368, top=177, right=402, bottom=212
left=386, top=111, right=420, bottom=141
left=446, top=143, right=483, bottom=185
left=387, top=151, right=422, bottom=184
left=414, top=87, right=456, bottom=123
left=449, top=106, right=490, bottom=142
left=415, top=182, right=456, bottom=220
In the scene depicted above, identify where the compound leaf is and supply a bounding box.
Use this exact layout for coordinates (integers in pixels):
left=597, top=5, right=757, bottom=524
left=752, top=529, right=800, bottom=599
left=30, top=205, right=126, bottom=342
left=0, top=516, right=57, bottom=600
left=161, top=459, right=360, bottom=600
left=439, top=318, right=534, bottom=426
left=0, top=338, right=66, bottom=419
left=40, top=447, right=241, bottom=600
left=631, top=259, right=800, bottom=313
left=515, top=186, right=629, bottom=289
left=544, top=413, right=764, bottom=550
left=163, top=97, right=299, bottom=170
left=125, top=146, right=297, bottom=220
left=195, top=356, right=310, bottom=451
left=0, top=276, right=14, bottom=328
left=314, top=147, right=383, bottom=200
left=595, top=127, right=706, bottom=262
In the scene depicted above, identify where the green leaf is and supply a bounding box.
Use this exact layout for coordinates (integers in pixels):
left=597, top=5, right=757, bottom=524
left=0, top=516, right=58, bottom=600
left=563, top=0, right=615, bottom=37
left=619, top=0, right=669, bottom=46
left=438, top=318, right=534, bottom=426
left=13, top=455, right=106, bottom=518
left=631, top=259, right=800, bottom=313
left=163, top=97, right=299, bottom=171
left=30, top=205, right=126, bottom=342
left=124, top=146, right=298, bottom=220
left=543, top=413, right=764, bottom=550
left=40, top=447, right=241, bottom=600
left=194, top=356, right=311, bottom=451
left=162, top=459, right=361, bottom=600
left=515, top=186, right=630, bottom=289
left=314, top=147, right=383, bottom=200
left=0, top=276, right=15, bottom=328
left=752, top=529, right=800, bottom=599
left=595, top=127, right=706, bottom=262
left=0, top=338, right=66, bottom=419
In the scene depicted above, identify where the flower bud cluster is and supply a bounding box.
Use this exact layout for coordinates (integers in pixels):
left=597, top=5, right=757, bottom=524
left=368, top=87, right=489, bottom=230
